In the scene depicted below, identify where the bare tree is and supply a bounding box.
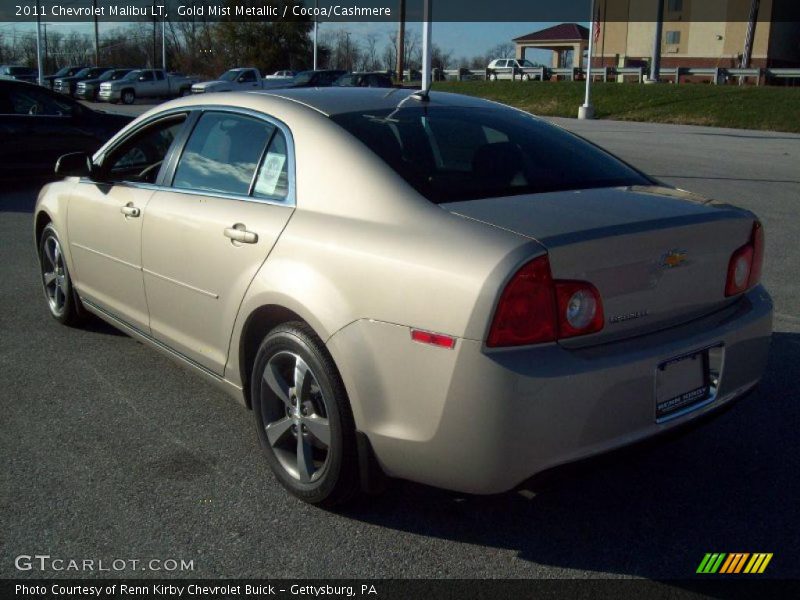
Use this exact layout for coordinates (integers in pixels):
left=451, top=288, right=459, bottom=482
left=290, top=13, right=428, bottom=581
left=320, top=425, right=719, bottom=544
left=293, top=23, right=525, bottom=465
left=489, top=42, right=515, bottom=59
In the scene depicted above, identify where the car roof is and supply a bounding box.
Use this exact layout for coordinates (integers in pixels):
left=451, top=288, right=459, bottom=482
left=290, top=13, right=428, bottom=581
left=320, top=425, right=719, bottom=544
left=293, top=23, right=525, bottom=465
left=252, top=87, right=498, bottom=116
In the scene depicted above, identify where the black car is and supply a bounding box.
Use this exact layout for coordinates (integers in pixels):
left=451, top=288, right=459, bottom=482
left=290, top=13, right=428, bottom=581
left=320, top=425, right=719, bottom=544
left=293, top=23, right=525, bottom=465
left=43, top=66, right=88, bottom=90
left=0, top=65, right=38, bottom=83
left=333, top=72, right=394, bottom=88
left=75, top=69, right=133, bottom=101
left=286, top=70, right=348, bottom=88
left=0, top=80, right=133, bottom=179
left=54, top=67, right=113, bottom=97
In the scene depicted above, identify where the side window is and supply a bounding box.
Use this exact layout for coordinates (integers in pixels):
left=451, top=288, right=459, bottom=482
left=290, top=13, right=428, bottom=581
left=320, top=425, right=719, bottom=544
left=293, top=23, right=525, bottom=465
left=240, top=70, right=256, bottom=82
left=155, top=71, right=165, bottom=81
left=7, top=87, right=75, bottom=116
left=105, top=116, right=186, bottom=183
left=253, top=130, right=290, bottom=201
left=173, top=112, right=275, bottom=196
left=139, top=71, right=154, bottom=82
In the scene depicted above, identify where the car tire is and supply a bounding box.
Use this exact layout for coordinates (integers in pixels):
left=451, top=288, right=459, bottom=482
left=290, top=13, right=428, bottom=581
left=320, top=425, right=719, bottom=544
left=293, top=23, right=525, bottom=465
left=121, top=89, right=135, bottom=105
left=251, top=322, right=360, bottom=507
left=38, top=224, right=84, bottom=327
left=489, top=73, right=498, bottom=81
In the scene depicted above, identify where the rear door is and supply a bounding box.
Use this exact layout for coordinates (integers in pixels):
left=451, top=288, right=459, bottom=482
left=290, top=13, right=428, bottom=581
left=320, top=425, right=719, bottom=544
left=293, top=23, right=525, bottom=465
left=141, top=109, right=295, bottom=374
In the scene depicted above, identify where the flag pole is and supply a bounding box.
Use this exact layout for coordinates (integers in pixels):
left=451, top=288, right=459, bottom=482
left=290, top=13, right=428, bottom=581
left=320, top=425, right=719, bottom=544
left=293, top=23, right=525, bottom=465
left=578, top=0, right=597, bottom=119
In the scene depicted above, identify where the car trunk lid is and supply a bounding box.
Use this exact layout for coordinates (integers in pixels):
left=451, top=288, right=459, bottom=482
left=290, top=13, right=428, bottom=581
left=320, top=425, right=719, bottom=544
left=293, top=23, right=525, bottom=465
left=444, top=185, right=755, bottom=346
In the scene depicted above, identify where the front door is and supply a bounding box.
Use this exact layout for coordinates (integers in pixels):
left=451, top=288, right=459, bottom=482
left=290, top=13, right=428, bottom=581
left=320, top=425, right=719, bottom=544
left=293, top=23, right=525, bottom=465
left=67, top=113, right=189, bottom=332
left=141, top=110, right=295, bottom=374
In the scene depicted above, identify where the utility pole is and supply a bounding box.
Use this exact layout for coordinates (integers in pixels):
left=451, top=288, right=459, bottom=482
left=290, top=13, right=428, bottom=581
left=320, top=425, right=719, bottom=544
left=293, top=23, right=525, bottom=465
left=421, top=0, right=432, bottom=91
left=648, top=0, right=665, bottom=83
left=579, top=0, right=596, bottom=119
left=93, top=0, right=99, bottom=65
left=396, top=0, right=405, bottom=83
left=35, top=0, right=43, bottom=85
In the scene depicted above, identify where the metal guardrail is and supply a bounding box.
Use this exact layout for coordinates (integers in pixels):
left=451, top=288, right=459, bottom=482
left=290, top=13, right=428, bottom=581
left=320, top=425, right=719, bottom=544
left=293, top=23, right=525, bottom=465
left=435, top=65, right=799, bottom=85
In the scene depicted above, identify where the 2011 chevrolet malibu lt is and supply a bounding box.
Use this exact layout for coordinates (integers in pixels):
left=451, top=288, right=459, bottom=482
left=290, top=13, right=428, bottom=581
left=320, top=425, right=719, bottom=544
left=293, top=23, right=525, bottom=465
left=34, top=88, right=772, bottom=506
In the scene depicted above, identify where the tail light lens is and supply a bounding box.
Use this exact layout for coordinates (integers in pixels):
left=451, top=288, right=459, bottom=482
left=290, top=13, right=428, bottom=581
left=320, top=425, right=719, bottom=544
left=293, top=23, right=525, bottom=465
left=725, top=220, right=764, bottom=297
left=487, top=255, right=604, bottom=347
left=487, top=256, right=557, bottom=347
left=555, top=281, right=605, bottom=339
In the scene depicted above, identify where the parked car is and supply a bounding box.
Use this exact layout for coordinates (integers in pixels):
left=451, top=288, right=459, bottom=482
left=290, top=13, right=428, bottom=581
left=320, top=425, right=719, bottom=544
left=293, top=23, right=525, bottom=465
left=0, top=65, right=38, bottom=83
left=283, top=70, right=348, bottom=88
left=191, top=68, right=288, bottom=94
left=333, top=72, right=394, bottom=88
left=54, top=67, right=114, bottom=97
left=0, top=80, right=131, bottom=179
left=35, top=88, right=771, bottom=506
left=75, top=69, right=133, bottom=101
left=487, top=58, right=541, bottom=81
left=97, top=69, right=198, bottom=104
left=43, top=66, right=88, bottom=89
left=265, top=70, right=297, bottom=79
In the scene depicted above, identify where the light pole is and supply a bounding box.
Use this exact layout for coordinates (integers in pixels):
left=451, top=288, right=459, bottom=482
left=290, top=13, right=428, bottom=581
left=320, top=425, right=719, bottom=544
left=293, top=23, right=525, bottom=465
left=578, top=0, right=596, bottom=119
left=648, top=0, right=665, bottom=83
left=421, top=0, right=432, bottom=91
left=35, top=0, right=43, bottom=85
left=312, top=0, right=319, bottom=70
left=396, top=0, right=405, bottom=83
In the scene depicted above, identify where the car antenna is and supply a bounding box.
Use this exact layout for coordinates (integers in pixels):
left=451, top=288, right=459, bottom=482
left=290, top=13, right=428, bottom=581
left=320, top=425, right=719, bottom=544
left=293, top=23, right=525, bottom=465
left=412, top=77, right=432, bottom=102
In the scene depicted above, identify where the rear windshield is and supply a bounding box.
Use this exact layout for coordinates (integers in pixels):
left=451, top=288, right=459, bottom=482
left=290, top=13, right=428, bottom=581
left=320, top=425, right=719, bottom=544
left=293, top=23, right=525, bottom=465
left=330, top=105, right=651, bottom=203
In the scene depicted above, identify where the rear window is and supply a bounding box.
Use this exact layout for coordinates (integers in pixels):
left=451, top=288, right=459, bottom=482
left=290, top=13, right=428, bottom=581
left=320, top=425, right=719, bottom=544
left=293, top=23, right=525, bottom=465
left=330, top=106, right=650, bottom=203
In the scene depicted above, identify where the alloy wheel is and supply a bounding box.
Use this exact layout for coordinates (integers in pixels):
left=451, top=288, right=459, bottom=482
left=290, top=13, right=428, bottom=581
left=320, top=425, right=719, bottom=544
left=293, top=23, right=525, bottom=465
left=41, top=235, right=67, bottom=316
left=261, top=351, right=331, bottom=483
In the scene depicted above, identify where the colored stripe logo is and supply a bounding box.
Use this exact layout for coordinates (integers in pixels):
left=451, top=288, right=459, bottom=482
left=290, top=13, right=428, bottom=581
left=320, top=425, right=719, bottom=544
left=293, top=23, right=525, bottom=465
left=697, top=553, right=773, bottom=574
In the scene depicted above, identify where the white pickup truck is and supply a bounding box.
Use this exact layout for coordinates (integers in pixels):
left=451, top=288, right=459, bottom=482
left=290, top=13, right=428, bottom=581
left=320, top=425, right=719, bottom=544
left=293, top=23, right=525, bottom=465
left=191, top=68, right=293, bottom=94
left=97, top=69, right=198, bottom=104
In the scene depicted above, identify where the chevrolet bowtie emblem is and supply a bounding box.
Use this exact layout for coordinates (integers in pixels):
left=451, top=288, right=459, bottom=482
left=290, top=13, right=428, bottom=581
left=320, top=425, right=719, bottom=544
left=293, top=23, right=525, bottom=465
left=660, top=249, right=688, bottom=269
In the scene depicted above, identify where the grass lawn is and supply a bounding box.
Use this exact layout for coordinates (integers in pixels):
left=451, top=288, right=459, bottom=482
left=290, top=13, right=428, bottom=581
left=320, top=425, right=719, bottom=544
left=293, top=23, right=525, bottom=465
left=431, top=80, right=800, bottom=133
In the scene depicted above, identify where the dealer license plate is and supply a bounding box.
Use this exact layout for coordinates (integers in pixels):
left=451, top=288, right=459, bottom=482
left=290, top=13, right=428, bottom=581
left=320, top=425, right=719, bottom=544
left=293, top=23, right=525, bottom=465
left=655, top=350, right=710, bottom=421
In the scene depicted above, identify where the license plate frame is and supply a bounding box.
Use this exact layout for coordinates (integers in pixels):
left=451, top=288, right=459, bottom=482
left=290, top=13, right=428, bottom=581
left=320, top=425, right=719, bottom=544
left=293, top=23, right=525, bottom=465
left=655, top=348, right=712, bottom=422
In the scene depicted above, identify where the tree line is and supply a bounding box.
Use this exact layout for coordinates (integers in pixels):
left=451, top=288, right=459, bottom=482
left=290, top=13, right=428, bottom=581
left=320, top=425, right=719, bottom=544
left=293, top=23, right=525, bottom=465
left=0, top=20, right=528, bottom=77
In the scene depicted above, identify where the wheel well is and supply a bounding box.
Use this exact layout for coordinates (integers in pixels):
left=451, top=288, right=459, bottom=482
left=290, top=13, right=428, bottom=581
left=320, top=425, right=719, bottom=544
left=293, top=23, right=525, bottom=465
left=239, top=305, right=306, bottom=408
left=34, top=211, right=51, bottom=253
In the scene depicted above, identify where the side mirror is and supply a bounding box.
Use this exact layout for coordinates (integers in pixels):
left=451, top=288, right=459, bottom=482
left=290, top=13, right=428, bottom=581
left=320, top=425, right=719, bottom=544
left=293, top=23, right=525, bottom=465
left=55, top=152, right=93, bottom=178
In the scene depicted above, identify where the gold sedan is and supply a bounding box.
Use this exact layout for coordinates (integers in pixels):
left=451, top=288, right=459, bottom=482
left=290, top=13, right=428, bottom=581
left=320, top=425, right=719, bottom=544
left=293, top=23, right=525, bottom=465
left=34, top=89, right=772, bottom=505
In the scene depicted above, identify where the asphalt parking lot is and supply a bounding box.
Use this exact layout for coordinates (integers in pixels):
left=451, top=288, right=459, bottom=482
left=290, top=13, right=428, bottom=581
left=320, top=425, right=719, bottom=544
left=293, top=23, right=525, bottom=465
left=1, top=107, right=799, bottom=580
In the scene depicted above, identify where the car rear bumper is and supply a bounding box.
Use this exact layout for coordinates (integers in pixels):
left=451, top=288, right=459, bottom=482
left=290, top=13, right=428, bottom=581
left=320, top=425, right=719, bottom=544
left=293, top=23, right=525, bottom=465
left=327, top=286, right=773, bottom=494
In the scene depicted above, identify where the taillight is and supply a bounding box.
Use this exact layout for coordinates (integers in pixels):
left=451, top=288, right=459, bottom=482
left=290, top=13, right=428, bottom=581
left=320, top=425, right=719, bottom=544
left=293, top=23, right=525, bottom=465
left=487, top=256, right=557, bottom=347
left=749, top=220, right=764, bottom=288
left=487, top=255, right=604, bottom=348
left=554, top=281, right=604, bottom=339
left=725, top=220, right=764, bottom=297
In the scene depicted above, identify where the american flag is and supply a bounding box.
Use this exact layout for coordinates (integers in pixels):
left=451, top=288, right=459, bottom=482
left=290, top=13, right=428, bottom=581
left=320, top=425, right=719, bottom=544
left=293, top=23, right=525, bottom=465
left=593, top=16, right=601, bottom=43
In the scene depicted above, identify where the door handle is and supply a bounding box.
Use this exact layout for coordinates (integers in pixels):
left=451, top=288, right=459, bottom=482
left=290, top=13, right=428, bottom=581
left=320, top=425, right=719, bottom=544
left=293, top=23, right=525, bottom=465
left=120, top=203, right=140, bottom=218
left=224, top=224, right=258, bottom=244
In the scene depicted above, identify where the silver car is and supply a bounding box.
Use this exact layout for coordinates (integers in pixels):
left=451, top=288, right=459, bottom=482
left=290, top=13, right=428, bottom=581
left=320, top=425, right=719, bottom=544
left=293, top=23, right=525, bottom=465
left=35, top=89, right=772, bottom=506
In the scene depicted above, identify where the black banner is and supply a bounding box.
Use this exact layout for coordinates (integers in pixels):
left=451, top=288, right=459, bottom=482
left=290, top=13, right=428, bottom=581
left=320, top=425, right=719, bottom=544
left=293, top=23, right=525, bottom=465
left=2, top=0, right=800, bottom=23
left=4, top=579, right=800, bottom=600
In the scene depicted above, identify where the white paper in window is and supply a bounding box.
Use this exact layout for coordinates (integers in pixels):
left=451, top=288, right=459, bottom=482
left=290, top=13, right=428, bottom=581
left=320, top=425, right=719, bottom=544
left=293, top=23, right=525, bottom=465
left=254, top=152, right=286, bottom=197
